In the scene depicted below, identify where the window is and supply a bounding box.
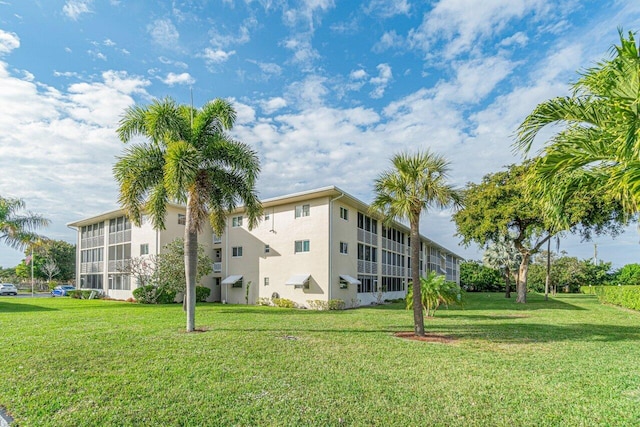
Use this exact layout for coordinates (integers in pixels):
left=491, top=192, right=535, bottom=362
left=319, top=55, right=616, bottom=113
left=339, top=241, right=348, bottom=254
left=108, top=274, right=130, bottom=290
left=294, top=240, right=310, bottom=253
left=264, top=212, right=270, bottom=221
left=264, top=277, right=269, bottom=286
left=340, top=207, right=349, bottom=220
left=178, top=214, right=186, bottom=225
left=213, top=234, right=222, bottom=244
left=232, top=246, right=243, bottom=257
left=295, top=204, right=310, bottom=218
left=140, top=243, right=149, bottom=255
left=232, top=278, right=243, bottom=288
left=264, top=244, right=270, bottom=254
left=232, top=216, right=243, bottom=227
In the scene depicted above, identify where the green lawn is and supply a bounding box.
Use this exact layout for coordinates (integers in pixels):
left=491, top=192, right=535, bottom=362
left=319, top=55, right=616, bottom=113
left=1, top=293, right=639, bottom=426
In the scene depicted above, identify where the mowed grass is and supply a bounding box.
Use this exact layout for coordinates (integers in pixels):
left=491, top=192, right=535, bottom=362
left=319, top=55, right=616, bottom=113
left=1, top=293, right=640, bottom=426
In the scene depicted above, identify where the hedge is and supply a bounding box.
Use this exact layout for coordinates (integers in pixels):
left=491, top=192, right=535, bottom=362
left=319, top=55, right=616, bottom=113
left=580, top=285, right=640, bottom=311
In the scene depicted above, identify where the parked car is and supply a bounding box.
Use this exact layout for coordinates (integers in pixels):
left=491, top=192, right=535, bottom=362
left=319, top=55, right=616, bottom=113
left=51, top=285, right=76, bottom=297
left=0, top=283, right=18, bottom=296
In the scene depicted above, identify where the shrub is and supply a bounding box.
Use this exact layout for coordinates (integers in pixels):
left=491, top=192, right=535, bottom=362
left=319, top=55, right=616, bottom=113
left=407, top=271, right=464, bottom=317
left=68, top=290, right=103, bottom=299
left=307, top=300, right=328, bottom=310
left=585, top=285, right=640, bottom=311
left=196, top=286, right=211, bottom=303
left=272, top=298, right=295, bottom=308
left=328, top=299, right=345, bottom=310
left=257, top=297, right=272, bottom=306
left=133, top=285, right=176, bottom=304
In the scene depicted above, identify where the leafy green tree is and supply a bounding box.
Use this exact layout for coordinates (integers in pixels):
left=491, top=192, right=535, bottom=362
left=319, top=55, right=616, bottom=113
left=581, top=260, right=613, bottom=286
left=454, top=164, right=555, bottom=303
left=406, top=271, right=463, bottom=317
left=114, top=97, right=262, bottom=332
left=371, top=150, right=461, bottom=336
left=454, top=163, right=623, bottom=303
left=616, top=263, right=640, bottom=285
left=459, top=260, right=502, bottom=292
left=482, top=234, right=521, bottom=298
left=155, top=238, right=213, bottom=295
left=0, top=196, right=49, bottom=250
left=516, top=30, right=640, bottom=215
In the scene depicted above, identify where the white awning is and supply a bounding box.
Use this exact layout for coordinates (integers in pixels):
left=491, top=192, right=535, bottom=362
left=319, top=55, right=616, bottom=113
left=339, top=275, right=361, bottom=285
left=221, top=275, right=243, bottom=285
left=285, top=274, right=310, bottom=286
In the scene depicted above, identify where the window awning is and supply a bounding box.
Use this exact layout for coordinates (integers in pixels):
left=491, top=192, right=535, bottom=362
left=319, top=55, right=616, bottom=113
left=285, top=274, right=310, bottom=286
left=339, top=275, right=361, bottom=285
left=221, top=275, right=243, bottom=285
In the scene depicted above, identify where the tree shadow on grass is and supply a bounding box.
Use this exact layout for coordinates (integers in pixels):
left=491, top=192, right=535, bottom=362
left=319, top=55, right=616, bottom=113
left=423, top=322, right=640, bottom=344
left=207, top=320, right=640, bottom=344
left=0, top=302, right=59, bottom=313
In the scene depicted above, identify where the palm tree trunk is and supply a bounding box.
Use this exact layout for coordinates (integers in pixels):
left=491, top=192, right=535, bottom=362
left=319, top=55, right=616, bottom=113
left=410, top=216, right=425, bottom=336
left=516, top=253, right=530, bottom=303
left=184, top=196, right=198, bottom=332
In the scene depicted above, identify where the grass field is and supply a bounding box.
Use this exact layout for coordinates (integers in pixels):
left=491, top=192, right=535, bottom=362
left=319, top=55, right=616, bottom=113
left=1, top=293, right=639, bottom=426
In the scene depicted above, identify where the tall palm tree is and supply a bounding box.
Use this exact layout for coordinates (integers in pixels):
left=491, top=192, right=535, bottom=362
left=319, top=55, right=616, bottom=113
left=0, top=196, right=49, bottom=250
left=516, top=30, right=640, bottom=215
left=482, top=234, right=520, bottom=298
left=114, top=97, right=262, bottom=332
left=371, top=150, right=460, bottom=336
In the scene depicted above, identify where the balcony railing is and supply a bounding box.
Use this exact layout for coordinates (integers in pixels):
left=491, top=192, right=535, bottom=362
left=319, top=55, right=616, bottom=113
left=213, top=262, right=222, bottom=273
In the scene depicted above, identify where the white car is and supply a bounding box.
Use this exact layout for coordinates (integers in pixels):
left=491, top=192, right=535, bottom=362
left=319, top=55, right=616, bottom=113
left=0, top=283, right=18, bottom=296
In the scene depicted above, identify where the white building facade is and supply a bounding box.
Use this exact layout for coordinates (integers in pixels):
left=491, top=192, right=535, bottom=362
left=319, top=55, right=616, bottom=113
left=69, top=186, right=462, bottom=307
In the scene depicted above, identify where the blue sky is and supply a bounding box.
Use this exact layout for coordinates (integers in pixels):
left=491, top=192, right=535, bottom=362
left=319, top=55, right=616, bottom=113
left=1, top=0, right=640, bottom=269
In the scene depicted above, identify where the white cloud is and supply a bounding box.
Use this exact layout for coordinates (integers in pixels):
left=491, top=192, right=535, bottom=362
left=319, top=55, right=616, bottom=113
left=372, top=30, right=404, bottom=53
left=283, top=37, right=319, bottom=70
left=365, top=0, right=410, bottom=18
left=500, top=31, right=529, bottom=47
left=201, top=47, right=236, bottom=64
left=369, top=63, right=392, bottom=98
left=210, top=17, right=256, bottom=48
left=161, top=72, right=195, bottom=86
left=260, top=97, right=287, bottom=114
left=0, top=63, right=150, bottom=266
left=408, top=0, right=548, bottom=58
left=87, top=50, right=107, bottom=61
left=249, top=60, right=283, bottom=76
left=0, top=29, right=19, bottom=55
left=350, top=69, right=367, bottom=80
left=148, top=19, right=180, bottom=48
left=158, top=57, right=188, bottom=69
left=285, top=75, right=328, bottom=107
left=63, top=0, right=92, bottom=20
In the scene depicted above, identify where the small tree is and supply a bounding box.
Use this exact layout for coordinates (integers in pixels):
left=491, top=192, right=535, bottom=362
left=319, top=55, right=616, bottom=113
left=155, top=238, right=212, bottom=304
left=406, top=271, right=463, bottom=317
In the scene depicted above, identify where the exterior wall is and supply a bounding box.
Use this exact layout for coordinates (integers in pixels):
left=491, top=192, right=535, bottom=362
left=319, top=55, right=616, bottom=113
left=71, top=187, right=463, bottom=305
left=328, top=201, right=359, bottom=306
left=221, top=196, right=331, bottom=306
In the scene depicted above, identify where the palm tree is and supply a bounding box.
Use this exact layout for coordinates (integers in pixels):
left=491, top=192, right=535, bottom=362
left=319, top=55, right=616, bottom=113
left=371, top=150, right=460, bottom=336
left=482, top=234, right=520, bottom=298
left=516, top=30, right=640, bottom=215
left=0, top=196, right=49, bottom=250
left=114, top=97, right=262, bottom=332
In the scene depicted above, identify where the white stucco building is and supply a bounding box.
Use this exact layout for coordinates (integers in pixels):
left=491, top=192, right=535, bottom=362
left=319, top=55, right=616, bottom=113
left=68, top=186, right=463, bottom=307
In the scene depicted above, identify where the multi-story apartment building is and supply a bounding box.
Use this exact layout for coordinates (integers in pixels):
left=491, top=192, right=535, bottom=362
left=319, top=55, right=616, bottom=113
left=68, top=186, right=463, bottom=307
